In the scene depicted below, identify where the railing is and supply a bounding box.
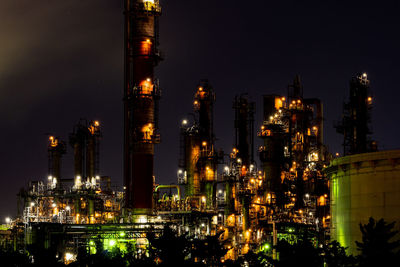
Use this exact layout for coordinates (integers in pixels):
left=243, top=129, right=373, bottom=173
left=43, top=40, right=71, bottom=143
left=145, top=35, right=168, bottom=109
left=132, top=83, right=161, bottom=97
left=128, top=1, right=161, bottom=13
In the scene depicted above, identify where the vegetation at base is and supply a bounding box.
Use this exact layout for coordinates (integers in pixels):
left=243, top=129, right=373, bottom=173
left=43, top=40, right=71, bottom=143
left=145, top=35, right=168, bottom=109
left=239, top=235, right=356, bottom=267
left=355, top=217, right=400, bottom=267
left=0, top=218, right=399, bottom=266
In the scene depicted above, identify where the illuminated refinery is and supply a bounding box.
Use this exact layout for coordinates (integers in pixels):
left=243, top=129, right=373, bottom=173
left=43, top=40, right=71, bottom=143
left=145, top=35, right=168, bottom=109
left=2, top=0, right=399, bottom=264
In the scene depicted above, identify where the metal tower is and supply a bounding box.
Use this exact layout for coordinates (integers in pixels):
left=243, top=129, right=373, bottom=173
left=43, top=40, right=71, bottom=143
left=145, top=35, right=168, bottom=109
left=335, top=73, right=375, bottom=155
left=123, top=0, right=162, bottom=214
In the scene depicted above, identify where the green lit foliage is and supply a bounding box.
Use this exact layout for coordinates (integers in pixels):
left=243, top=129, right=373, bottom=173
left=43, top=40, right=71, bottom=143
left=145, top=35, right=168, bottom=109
left=70, top=237, right=131, bottom=267
left=95, top=238, right=103, bottom=255
left=260, top=242, right=271, bottom=252
left=356, top=217, right=400, bottom=267
left=276, top=228, right=298, bottom=245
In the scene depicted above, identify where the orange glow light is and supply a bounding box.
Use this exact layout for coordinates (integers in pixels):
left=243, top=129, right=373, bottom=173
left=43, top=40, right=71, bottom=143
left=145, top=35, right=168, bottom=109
left=49, top=136, right=58, bottom=147
left=140, top=40, right=152, bottom=55
left=140, top=80, right=153, bottom=94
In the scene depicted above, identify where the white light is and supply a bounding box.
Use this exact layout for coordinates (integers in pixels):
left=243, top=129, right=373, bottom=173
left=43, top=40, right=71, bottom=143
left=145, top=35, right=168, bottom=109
left=178, top=169, right=183, bottom=174
left=218, top=214, right=222, bottom=217
left=201, top=223, right=205, bottom=227
left=30, top=202, right=35, bottom=207
left=182, top=119, right=188, bottom=125
left=65, top=253, right=75, bottom=262
left=224, top=166, right=229, bottom=172
left=362, top=73, right=367, bottom=78
left=237, top=158, right=241, bottom=163
left=48, top=176, right=53, bottom=180
left=218, top=190, right=222, bottom=194
left=52, top=203, right=56, bottom=208
left=305, top=194, right=310, bottom=198
left=65, top=206, right=71, bottom=211
left=95, top=176, right=100, bottom=180
left=5, top=217, right=11, bottom=224
left=250, top=164, right=254, bottom=169
left=138, top=215, right=147, bottom=224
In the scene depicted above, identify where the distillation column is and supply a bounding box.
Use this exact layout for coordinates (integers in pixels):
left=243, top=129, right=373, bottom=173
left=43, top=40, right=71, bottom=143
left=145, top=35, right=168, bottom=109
left=48, top=136, right=66, bottom=189
left=233, top=95, right=255, bottom=167
left=70, top=120, right=101, bottom=188
left=335, top=73, right=374, bottom=155
left=124, top=0, right=162, bottom=214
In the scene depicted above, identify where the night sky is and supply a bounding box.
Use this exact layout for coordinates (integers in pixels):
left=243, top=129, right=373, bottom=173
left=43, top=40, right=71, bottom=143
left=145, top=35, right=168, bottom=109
left=1, top=0, right=400, bottom=221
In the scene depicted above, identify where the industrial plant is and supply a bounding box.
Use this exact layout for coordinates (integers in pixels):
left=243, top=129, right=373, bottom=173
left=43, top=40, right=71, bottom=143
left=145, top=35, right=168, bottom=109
left=1, top=0, right=400, bottom=265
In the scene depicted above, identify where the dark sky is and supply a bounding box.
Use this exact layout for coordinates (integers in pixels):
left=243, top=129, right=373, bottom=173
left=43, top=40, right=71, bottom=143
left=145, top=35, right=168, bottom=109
left=1, top=0, right=400, bottom=220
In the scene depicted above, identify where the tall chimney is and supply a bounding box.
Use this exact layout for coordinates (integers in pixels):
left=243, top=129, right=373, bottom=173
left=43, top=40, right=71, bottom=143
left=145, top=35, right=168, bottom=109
left=124, top=0, right=162, bottom=214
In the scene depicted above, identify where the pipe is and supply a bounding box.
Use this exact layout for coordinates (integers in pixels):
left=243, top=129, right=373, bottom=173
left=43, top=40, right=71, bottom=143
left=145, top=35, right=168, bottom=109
left=155, top=185, right=181, bottom=200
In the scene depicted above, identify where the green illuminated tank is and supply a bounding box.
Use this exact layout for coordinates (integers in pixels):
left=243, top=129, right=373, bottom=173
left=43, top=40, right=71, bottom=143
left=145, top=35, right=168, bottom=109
left=325, top=150, right=400, bottom=255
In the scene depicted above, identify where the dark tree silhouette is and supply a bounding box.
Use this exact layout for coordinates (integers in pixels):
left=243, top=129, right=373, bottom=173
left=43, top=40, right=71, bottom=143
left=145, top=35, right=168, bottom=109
left=238, top=250, right=273, bottom=267
left=273, top=231, right=322, bottom=267
left=147, top=224, right=190, bottom=266
left=190, top=231, right=227, bottom=266
left=321, top=240, right=356, bottom=267
left=25, top=245, right=65, bottom=267
left=0, top=249, right=31, bottom=267
left=356, top=217, right=400, bottom=267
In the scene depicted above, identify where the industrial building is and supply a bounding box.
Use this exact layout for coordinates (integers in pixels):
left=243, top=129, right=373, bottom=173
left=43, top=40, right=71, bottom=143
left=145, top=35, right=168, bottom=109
left=3, top=0, right=332, bottom=262
left=326, top=73, right=400, bottom=255
left=3, top=0, right=398, bottom=264
left=9, top=75, right=331, bottom=262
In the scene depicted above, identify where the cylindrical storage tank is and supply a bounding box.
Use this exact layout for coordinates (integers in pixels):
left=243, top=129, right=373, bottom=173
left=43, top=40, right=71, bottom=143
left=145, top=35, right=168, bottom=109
left=325, top=150, right=400, bottom=255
